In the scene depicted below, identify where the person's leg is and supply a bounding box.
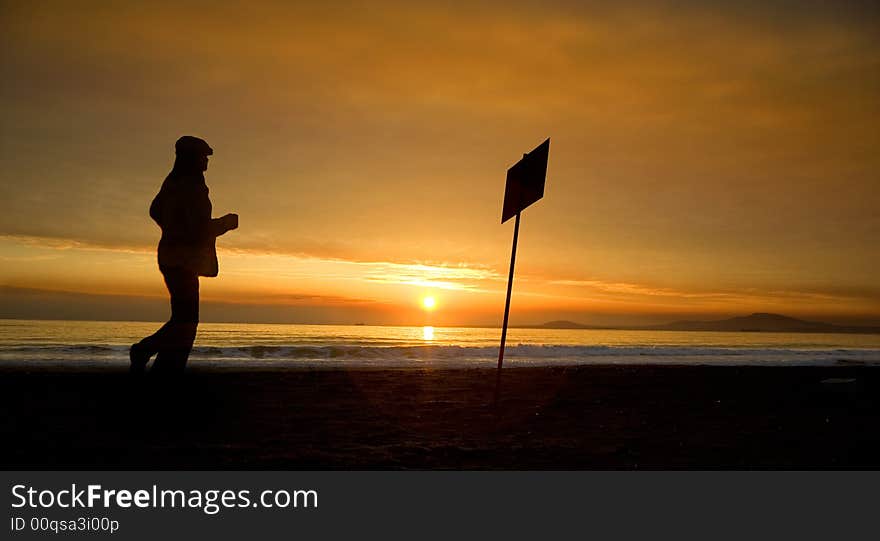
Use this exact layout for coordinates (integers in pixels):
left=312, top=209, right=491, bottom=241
left=152, top=268, right=199, bottom=374
left=130, top=267, right=180, bottom=373
left=135, top=321, right=173, bottom=357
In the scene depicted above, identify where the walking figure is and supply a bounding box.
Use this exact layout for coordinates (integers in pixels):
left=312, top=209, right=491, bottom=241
left=130, top=136, right=238, bottom=374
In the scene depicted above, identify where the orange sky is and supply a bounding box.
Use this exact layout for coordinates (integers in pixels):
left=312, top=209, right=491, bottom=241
left=1, top=1, right=878, bottom=326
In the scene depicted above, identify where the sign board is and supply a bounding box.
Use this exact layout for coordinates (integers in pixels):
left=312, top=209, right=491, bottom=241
left=501, top=138, right=549, bottom=223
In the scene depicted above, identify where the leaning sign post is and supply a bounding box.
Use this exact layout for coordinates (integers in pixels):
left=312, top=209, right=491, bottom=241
left=495, top=138, right=550, bottom=407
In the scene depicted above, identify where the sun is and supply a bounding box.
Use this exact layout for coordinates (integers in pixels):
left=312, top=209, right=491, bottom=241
left=421, top=296, right=436, bottom=310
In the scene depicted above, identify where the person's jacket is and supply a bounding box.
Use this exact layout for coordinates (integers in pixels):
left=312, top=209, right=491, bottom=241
left=149, top=172, right=227, bottom=277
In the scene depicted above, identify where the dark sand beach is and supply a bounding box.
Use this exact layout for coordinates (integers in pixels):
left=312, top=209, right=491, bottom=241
left=3, top=364, right=880, bottom=469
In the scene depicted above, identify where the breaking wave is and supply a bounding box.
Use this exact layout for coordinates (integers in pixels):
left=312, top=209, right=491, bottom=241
left=1, top=343, right=879, bottom=367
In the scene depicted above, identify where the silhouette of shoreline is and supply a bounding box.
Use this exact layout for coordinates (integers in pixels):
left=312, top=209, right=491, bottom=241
left=530, top=313, right=880, bottom=334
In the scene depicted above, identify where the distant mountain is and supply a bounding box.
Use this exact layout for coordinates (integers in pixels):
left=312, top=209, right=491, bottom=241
left=650, top=313, right=880, bottom=334
left=537, top=320, right=599, bottom=329
left=536, top=313, right=880, bottom=334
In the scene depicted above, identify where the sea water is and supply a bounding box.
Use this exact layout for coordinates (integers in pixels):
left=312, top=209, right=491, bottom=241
left=1, top=319, right=879, bottom=368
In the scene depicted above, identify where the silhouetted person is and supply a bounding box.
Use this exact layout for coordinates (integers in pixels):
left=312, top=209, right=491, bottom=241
left=130, top=136, right=238, bottom=374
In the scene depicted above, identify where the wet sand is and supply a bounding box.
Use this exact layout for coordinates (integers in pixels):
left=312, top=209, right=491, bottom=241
left=2, top=364, right=880, bottom=469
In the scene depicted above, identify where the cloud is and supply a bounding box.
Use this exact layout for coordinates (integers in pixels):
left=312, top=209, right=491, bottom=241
left=0, top=285, right=393, bottom=324
left=361, top=262, right=503, bottom=291
left=0, top=233, right=506, bottom=300
left=548, top=277, right=880, bottom=307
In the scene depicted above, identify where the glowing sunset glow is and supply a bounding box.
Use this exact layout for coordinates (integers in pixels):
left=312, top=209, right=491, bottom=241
left=0, top=2, right=878, bottom=327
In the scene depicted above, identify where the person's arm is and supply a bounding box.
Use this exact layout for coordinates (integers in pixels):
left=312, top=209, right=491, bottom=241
left=162, top=187, right=234, bottom=242
left=182, top=187, right=237, bottom=239
left=210, top=213, right=239, bottom=237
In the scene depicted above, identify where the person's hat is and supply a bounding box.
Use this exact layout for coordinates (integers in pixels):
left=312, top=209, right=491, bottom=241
left=175, top=136, right=213, bottom=156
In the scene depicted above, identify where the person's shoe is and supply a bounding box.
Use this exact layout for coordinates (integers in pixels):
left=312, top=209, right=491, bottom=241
left=129, top=343, right=150, bottom=374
